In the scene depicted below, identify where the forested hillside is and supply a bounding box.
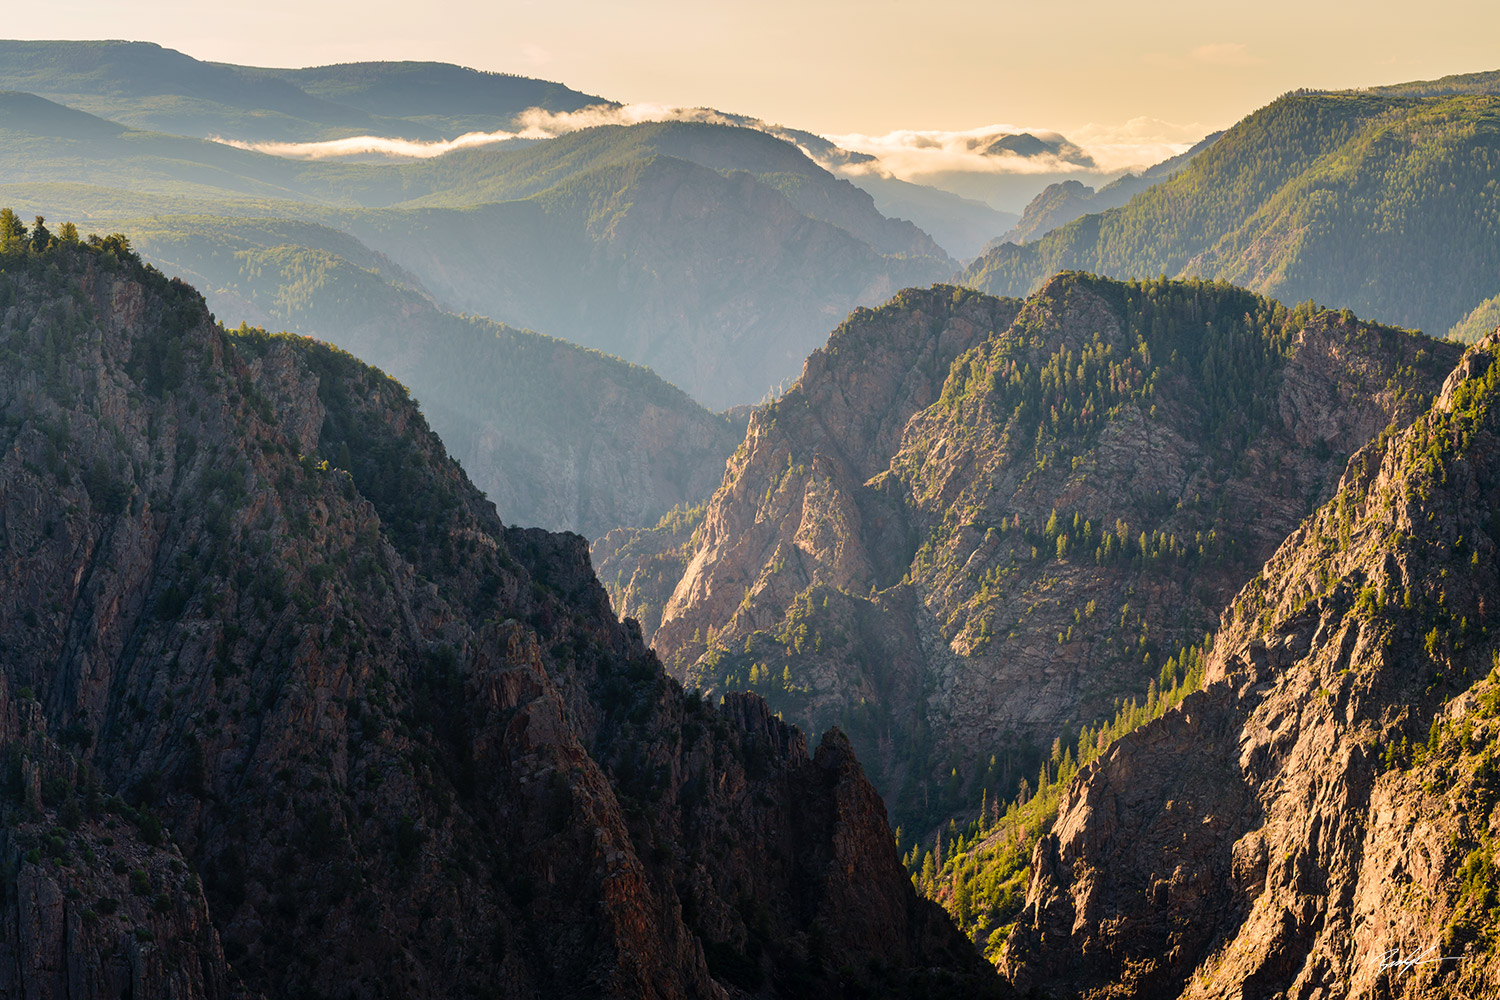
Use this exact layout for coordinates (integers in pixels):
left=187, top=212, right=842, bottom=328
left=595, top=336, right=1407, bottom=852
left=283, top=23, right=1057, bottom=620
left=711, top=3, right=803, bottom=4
left=963, top=90, right=1500, bottom=339
left=1450, top=293, right=1500, bottom=343
left=122, top=215, right=743, bottom=536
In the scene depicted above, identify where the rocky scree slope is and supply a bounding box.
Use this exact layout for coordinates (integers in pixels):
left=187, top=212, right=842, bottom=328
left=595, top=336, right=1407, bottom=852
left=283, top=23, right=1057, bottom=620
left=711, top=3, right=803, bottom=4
left=1002, top=331, right=1500, bottom=999
left=598, top=275, right=1459, bottom=828
left=0, top=239, right=995, bottom=998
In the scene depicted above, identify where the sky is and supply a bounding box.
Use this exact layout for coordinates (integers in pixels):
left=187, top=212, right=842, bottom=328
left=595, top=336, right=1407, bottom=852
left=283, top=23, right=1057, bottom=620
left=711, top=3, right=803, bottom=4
left=9, top=0, right=1499, bottom=144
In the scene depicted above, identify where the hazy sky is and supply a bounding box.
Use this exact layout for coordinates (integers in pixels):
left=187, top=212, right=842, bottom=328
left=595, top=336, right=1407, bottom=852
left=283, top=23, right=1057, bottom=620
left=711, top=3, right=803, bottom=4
left=9, top=0, right=1499, bottom=137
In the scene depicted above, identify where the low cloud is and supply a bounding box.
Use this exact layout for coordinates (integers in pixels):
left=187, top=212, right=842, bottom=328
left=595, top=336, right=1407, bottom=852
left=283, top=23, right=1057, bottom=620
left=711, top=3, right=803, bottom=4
left=215, top=129, right=526, bottom=159
left=213, top=104, right=1202, bottom=185
left=1064, top=117, right=1209, bottom=172
left=214, top=102, right=746, bottom=160
left=514, top=102, right=739, bottom=133
left=825, top=122, right=1196, bottom=183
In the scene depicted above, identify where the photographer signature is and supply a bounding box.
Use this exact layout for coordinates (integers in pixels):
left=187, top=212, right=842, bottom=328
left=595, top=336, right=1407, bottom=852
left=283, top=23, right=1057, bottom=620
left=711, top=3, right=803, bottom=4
left=1378, top=942, right=1462, bottom=976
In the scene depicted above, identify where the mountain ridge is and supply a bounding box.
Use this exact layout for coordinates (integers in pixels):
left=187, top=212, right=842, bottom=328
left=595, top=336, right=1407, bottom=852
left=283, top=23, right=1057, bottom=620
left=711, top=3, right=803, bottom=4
left=1002, top=330, right=1500, bottom=998
left=961, top=88, right=1500, bottom=339
left=0, top=40, right=609, bottom=142
left=598, top=274, right=1460, bottom=838
left=0, top=228, right=997, bottom=997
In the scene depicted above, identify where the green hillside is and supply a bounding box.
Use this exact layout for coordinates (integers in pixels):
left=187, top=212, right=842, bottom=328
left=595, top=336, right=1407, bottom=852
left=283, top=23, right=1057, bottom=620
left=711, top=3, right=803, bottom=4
left=1449, top=293, right=1500, bottom=343
left=997, top=130, right=1222, bottom=246
left=963, top=89, right=1500, bottom=338
left=0, top=91, right=388, bottom=203
left=121, top=214, right=741, bottom=537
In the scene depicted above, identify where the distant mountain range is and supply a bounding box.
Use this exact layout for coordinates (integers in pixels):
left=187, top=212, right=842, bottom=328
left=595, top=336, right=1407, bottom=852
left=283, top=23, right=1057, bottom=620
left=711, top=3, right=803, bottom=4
left=0, top=39, right=610, bottom=140
left=0, top=81, right=952, bottom=412
left=0, top=42, right=977, bottom=536
left=0, top=39, right=1120, bottom=252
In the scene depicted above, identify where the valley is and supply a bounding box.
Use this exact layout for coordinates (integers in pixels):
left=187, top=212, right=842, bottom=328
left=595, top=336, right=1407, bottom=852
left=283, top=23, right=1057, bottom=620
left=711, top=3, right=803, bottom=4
left=0, top=27, right=1498, bottom=1000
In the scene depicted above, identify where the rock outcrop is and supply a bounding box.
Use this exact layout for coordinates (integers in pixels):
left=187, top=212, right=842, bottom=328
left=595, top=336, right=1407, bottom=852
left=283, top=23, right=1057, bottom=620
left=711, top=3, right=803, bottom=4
left=605, top=274, right=1459, bottom=825
left=0, top=238, right=995, bottom=997
left=1003, top=332, right=1500, bottom=998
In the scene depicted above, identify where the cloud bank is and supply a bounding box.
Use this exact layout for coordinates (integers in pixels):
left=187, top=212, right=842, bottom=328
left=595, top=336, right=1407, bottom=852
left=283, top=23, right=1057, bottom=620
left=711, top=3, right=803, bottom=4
left=216, top=129, right=525, bottom=159
left=212, top=103, right=1204, bottom=188
left=826, top=120, right=1200, bottom=184
left=214, top=103, right=747, bottom=159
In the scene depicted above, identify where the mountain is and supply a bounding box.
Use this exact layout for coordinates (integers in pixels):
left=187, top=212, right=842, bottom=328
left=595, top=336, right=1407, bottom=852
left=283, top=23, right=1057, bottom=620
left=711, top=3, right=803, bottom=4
left=0, top=40, right=609, bottom=141
left=122, top=214, right=743, bottom=537
left=0, top=40, right=1108, bottom=229
left=1000, top=331, right=1500, bottom=999
left=329, top=126, right=951, bottom=408
left=997, top=130, right=1223, bottom=246
left=994, top=179, right=1092, bottom=247
left=0, top=230, right=996, bottom=997
left=0, top=92, right=953, bottom=408
left=394, top=118, right=944, bottom=258
left=596, top=274, right=1459, bottom=834
left=962, top=87, right=1500, bottom=339
left=259, top=60, right=611, bottom=137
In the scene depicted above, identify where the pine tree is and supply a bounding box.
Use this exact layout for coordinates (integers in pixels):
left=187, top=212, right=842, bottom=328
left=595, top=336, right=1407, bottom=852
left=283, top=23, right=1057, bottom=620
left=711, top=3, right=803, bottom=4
left=0, top=208, right=26, bottom=252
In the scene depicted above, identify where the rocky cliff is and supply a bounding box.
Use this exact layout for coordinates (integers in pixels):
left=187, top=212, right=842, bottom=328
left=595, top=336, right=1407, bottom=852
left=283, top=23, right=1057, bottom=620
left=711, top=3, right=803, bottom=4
left=0, top=236, right=995, bottom=997
left=1002, top=332, right=1500, bottom=999
left=601, top=275, right=1459, bottom=829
